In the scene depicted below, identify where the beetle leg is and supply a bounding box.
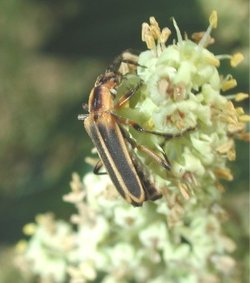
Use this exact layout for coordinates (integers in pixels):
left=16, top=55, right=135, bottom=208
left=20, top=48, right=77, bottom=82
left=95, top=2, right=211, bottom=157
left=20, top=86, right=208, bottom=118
left=114, top=80, right=143, bottom=109
left=133, top=143, right=171, bottom=171
left=93, top=159, right=107, bottom=175
left=120, top=127, right=171, bottom=170
left=109, top=50, right=146, bottom=71
left=111, top=112, right=195, bottom=140
left=112, top=82, right=195, bottom=139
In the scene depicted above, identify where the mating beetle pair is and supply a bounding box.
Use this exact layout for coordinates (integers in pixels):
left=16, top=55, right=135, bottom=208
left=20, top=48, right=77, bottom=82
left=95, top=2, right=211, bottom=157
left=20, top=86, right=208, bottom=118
left=78, top=52, right=193, bottom=206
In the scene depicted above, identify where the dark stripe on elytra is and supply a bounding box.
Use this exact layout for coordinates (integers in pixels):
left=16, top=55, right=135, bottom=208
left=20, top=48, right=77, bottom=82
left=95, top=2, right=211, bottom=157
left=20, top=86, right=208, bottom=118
left=87, top=122, right=126, bottom=199
left=119, top=126, right=162, bottom=201
left=97, top=122, right=143, bottom=199
left=91, top=86, right=103, bottom=111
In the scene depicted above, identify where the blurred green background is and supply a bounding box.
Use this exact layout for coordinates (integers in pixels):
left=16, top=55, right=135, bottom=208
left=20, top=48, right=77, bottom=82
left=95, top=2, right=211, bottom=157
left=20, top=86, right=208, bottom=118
left=0, top=0, right=249, bottom=281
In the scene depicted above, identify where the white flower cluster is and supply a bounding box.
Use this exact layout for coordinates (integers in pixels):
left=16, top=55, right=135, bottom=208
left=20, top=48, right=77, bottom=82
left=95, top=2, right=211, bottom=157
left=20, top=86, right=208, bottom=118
left=16, top=172, right=237, bottom=283
left=16, top=11, right=248, bottom=283
left=16, top=213, right=74, bottom=283
left=115, top=12, right=248, bottom=200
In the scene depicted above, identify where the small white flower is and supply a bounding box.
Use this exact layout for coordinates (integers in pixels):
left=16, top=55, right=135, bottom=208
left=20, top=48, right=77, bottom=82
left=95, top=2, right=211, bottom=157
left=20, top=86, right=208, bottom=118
left=139, top=222, right=168, bottom=249
left=113, top=206, right=146, bottom=228
left=23, top=215, right=73, bottom=282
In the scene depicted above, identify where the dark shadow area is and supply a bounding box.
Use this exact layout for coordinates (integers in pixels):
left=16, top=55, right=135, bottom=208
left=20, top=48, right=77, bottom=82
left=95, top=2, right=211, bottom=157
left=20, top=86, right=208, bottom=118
left=40, top=0, right=203, bottom=58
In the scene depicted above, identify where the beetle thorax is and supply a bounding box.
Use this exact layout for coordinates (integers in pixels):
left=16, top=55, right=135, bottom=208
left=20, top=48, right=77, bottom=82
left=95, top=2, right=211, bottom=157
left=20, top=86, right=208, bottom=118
left=88, top=85, right=114, bottom=113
